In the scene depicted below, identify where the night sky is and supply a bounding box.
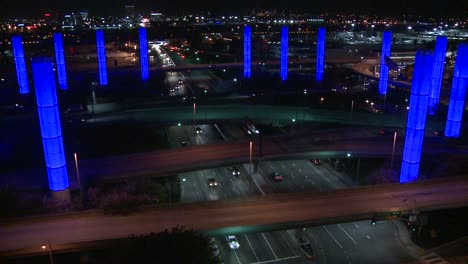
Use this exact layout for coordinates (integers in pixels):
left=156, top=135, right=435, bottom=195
left=0, top=0, right=466, bottom=17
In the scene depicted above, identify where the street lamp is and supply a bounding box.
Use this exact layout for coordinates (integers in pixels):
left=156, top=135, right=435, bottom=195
left=249, top=141, right=253, bottom=178
left=390, top=131, right=397, bottom=170
left=193, top=102, right=196, bottom=129
left=41, top=242, right=54, bottom=264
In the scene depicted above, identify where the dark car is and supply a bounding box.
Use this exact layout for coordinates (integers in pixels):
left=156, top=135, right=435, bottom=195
left=271, top=172, right=283, bottom=181
left=313, top=159, right=321, bottom=165
left=208, top=178, right=218, bottom=187
left=195, top=127, right=203, bottom=134
left=231, top=166, right=240, bottom=176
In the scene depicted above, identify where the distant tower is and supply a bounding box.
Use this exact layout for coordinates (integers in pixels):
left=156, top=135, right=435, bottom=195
left=445, top=44, right=468, bottom=138
left=316, top=27, right=325, bottom=82
left=378, top=31, right=392, bottom=95
left=12, top=35, right=29, bottom=94
left=96, top=29, right=108, bottom=85
left=32, top=57, right=69, bottom=199
left=280, top=25, right=288, bottom=81
left=243, top=25, right=251, bottom=78
left=400, top=51, right=433, bottom=183
left=139, top=27, right=149, bottom=81
left=428, top=36, right=448, bottom=114
left=53, top=32, right=68, bottom=90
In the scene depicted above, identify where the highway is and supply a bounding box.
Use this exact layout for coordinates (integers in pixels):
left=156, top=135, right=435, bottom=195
left=1, top=176, right=467, bottom=256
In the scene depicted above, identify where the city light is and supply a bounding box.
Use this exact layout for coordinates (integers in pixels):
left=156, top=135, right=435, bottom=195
left=316, top=27, right=325, bottom=82
left=445, top=44, right=468, bottom=138
left=139, top=27, right=149, bottom=80
left=53, top=32, right=67, bottom=90
left=32, top=57, right=69, bottom=191
left=96, top=29, right=108, bottom=85
left=400, top=51, right=433, bottom=184
left=280, top=25, right=288, bottom=81
left=428, top=36, right=448, bottom=114
left=378, top=31, right=392, bottom=95
left=12, top=35, right=29, bottom=94
left=243, top=25, right=251, bottom=78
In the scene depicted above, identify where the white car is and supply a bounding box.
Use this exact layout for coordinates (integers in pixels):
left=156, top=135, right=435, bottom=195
left=226, top=235, right=240, bottom=249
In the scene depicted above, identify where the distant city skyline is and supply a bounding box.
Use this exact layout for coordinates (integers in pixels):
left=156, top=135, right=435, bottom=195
left=0, top=0, right=467, bottom=18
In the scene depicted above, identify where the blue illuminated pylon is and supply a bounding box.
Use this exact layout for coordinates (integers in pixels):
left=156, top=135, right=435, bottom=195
left=244, top=25, right=251, bottom=79
left=139, top=27, right=149, bottom=81
left=378, top=31, right=392, bottom=95
left=428, top=36, right=448, bottom=114
left=96, top=30, right=108, bottom=85
left=32, top=57, right=69, bottom=191
left=12, top=35, right=29, bottom=94
left=280, top=26, right=288, bottom=81
left=316, top=27, right=325, bottom=82
left=445, top=44, right=468, bottom=138
left=400, top=51, right=433, bottom=184
left=53, top=32, right=68, bottom=90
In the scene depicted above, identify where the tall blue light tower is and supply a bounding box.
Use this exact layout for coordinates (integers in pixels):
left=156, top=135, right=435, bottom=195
left=96, top=29, right=108, bottom=85
left=378, top=31, right=392, bottom=95
left=139, top=27, right=149, bottom=81
left=445, top=44, right=468, bottom=138
left=280, top=26, right=288, bottom=81
left=400, top=51, right=433, bottom=184
left=316, top=27, right=325, bottom=82
left=428, top=36, right=448, bottom=114
left=12, top=35, right=29, bottom=94
left=243, top=25, right=251, bottom=79
left=32, top=57, right=69, bottom=195
left=53, top=32, right=68, bottom=90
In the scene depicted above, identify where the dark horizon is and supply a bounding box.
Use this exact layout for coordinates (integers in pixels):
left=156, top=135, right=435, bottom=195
left=0, top=0, right=467, bottom=18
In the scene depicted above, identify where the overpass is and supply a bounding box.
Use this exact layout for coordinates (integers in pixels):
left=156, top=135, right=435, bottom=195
left=1, top=176, right=467, bottom=256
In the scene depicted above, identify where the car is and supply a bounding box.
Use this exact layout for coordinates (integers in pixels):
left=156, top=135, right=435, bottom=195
left=181, top=141, right=188, bottom=147
left=195, top=127, right=203, bottom=134
left=271, top=172, right=283, bottom=181
left=313, top=159, right=321, bottom=165
left=175, top=85, right=180, bottom=90
left=226, top=235, right=240, bottom=249
left=178, top=80, right=183, bottom=84
left=231, top=166, right=240, bottom=176
left=208, top=178, right=218, bottom=187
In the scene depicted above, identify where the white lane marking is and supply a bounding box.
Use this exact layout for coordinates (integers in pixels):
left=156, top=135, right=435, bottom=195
left=246, top=255, right=300, bottom=264
left=366, top=236, right=371, bottom=240
left=322, top=226, right=344, bottom=249
left=233, top=249, right=242, bottom=264
left=261, top=233, right=278, bottom=260
left=338, top=224, right=357, bottom=245
left=354, top=224, right=360, bottom=229
left=244, top=234, right=260, bottom=263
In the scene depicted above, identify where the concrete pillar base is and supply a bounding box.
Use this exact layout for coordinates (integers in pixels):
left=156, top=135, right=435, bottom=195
left=51, top=188, right=71, bottom=204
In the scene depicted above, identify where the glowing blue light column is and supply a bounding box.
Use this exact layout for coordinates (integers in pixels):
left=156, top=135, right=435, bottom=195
left=280, top=26, right=288, bottom=81
left=316, top=27, right=325, bottom=82
left=428, top=36, right=448, bottom=114
left=96, top=29, right=108, bottom=85
left=139, top=27, right=149, bottom=81
left=378, top=31, right=392, bottom=95
left=400, top=51, right=433, bottom=184
left=53, top=33, right=68, bottom=90
left=244, top=25, right=251, bottom=78
left=32, top=57, right=69, bottom=191
left=445, top=44, right=468, bottom=138
left=12, top=35, right=29, bottom=94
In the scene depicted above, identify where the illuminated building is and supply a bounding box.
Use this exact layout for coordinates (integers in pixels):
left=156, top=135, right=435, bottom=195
left=445, top=44, right=468, bottom=138
left=280, top=25, right=288, bottom=81
left=139, top=27, right=149, bottom=81
left=53, top=33, right=67, bottom=89
left=12, top=35, right=29, bottom=94
left=96, top=29, right=108, bottom=85
left=428, top=36, right=448, bottom=114
left=316, top=27, right=325, bottom=82
left=243, top=25, right=251, bottom=78
left=31, top=57, right=69, bottom=192
left=378, top=31, right=392, bottom=95
left=400, top=51, right=433, bottom=183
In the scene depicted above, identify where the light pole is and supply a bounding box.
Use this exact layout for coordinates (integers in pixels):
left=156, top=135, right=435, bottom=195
left=193, top=102, right=196, bottom=129
left=249, top=141, right=253, bottom=177
left=41, top=242, right=54, bottom=264
left=74, top=152, right=83, bottom=205
left=390, top=131, right=397, bottom=175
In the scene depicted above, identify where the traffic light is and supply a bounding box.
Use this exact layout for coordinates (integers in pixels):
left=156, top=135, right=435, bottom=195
left=371, top=217, right=376, bottom=226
